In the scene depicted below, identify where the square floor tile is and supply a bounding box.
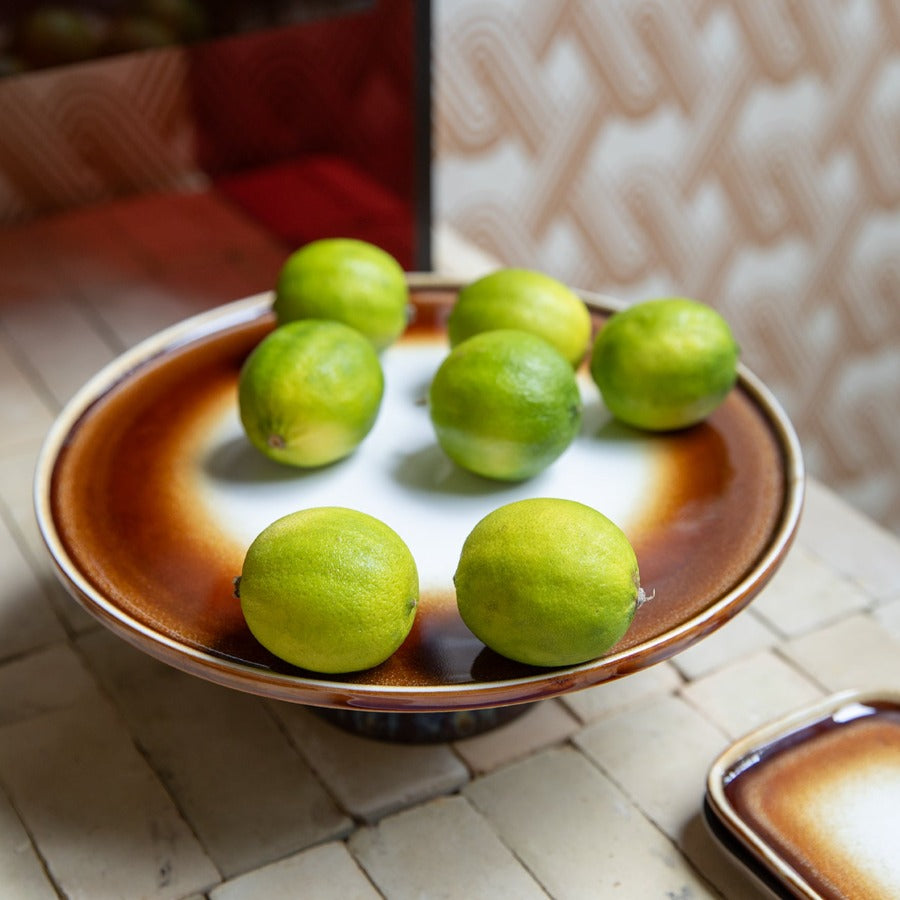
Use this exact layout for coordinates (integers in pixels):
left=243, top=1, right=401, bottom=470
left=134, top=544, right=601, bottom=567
left=0, top=643, right=98, bottom=727
left=350, top=795, right=546, bottom=900
left=79, top=630, right=352, bottom=877
left=799, top=480, right=900, bottom=601
left=452, top=700, right=579, bottom=775
left=573, top=694, right=728, bottom=840
left=0, top=696, right=219, bottom=899
left=0, top=290, right=116, bottom=409
left=0, top=785, right=58, bottom=900
left=271, top=706, right=470, bottom=823
left=561, top=660, right=682, bottom=722
left=752, top=544, right=871, bottom=637
left=211, top=841, right=379, bottom=900
left=781, top=613, right=900, bottom=691
left=680, top=649, right=824, bottom=739
left=670, top=609, right=778, bottom=681
left=0, top=338, right=55, bottom=449
left=0, top=514, right=66, bottom=662
left=465, top=746, right=718, bottom=897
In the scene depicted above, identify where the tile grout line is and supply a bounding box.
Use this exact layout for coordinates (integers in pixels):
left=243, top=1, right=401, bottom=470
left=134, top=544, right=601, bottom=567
left=65, top=636, right=227, bottom=893
left=39, top=237, right=150, bottom=358
left=0, top=494, right=79, bottom=648
left=0, top=319, right=62, bottom=418
left=454, top=789, right=554, bottom=899
left=567, top=732, right=730, bottom=900
left=259, top=699, right=367, bottom=832
left=0, top=777, right=65, bottom=900
left=64, top=281, right=132, bottom=357
left=769, top=638, right=844, bottom=699
left=342, top=845, right=390, bottom=900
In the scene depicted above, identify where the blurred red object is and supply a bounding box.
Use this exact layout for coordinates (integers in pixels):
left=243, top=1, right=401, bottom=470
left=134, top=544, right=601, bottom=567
left=188, top=3, right=429, bottom=270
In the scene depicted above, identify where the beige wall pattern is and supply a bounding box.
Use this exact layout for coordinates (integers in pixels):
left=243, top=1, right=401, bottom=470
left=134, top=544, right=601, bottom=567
left=0, top=50, right=205, bottom=220
left=433, top=0, right=900, bottom=535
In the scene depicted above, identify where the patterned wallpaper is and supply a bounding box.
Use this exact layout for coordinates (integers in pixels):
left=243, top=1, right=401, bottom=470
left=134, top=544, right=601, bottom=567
left=433, top=0, right=900, bottom=534
left=0, top=49, right=204, bottom=220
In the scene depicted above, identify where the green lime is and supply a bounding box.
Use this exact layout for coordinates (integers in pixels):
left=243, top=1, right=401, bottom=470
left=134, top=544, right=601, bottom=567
left=428, top=329, right=582, bottom=481
left=273, top=238, right=409, bottom=350
left=590, top=297, right=740, bottom=431
left=448, top=268, right=592, bottom=367
left=235, top=507, right=418, bottom=673
left=454, top=498, right=644, bottom=667
left=238, top=319, right=383, bottom=467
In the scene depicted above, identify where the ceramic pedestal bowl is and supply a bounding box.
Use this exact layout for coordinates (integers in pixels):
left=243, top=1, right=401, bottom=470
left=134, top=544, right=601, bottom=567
left=34, top=275, right=804, bottom=741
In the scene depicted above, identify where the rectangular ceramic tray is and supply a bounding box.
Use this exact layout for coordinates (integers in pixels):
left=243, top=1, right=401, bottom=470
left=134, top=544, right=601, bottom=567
left=705, top=688, right=900, bottom=899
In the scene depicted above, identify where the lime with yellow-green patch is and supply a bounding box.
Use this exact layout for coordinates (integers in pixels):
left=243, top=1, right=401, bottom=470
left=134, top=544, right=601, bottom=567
left=235, top=507, right=419, bottom=673
left=428, top=329, right=582, bottom=481
left=454, top=498, right=644, bottom=667
left=448, top=268, right=592, bottom=367
left=273, top=238, right=409, bottom=350
left=238, top=319, right=383, bottom=467
left=590, top=297, right=740, bottom=431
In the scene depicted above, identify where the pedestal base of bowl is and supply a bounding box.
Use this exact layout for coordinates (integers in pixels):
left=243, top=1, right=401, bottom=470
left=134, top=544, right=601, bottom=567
left=312, top=703, right=535, bottom=743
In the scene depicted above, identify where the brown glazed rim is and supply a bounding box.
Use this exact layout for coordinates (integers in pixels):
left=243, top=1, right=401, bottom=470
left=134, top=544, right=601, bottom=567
left=33, top=273, right=805, bottom=711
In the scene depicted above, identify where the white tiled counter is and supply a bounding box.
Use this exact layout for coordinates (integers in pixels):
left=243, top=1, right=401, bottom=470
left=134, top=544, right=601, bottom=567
left=1, top=197, right=899, bottom=898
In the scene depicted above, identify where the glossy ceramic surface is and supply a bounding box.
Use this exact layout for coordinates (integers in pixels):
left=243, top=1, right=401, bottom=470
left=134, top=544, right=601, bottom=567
left=35, top=274, right=804, bottom=711
left=706, top=688, right=900, bottom=899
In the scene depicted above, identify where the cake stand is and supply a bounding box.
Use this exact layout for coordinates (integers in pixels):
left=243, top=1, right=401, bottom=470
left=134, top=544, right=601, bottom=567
left=34, top=275, right=804, bottom=741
